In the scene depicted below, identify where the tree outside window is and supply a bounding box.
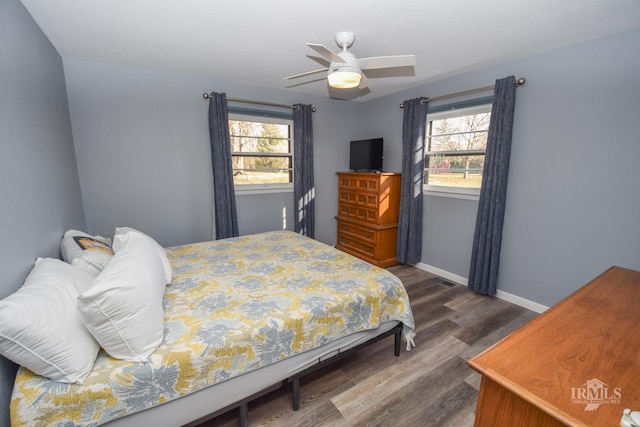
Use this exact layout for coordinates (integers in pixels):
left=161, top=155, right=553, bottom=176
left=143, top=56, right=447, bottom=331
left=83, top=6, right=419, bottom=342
left=229, top=115, right=293, bottom=187
left=425, top=104, right=491, bottom=194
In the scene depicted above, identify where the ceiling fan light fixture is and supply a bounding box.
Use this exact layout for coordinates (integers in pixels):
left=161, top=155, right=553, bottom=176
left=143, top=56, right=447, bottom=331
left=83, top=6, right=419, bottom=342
left=327, top=68, right=361, bottom=89
left=286, top=32, right=416, bottom=97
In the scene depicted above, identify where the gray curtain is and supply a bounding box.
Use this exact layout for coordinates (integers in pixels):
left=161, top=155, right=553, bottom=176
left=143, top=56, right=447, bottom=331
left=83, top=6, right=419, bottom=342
left=396, top=98, right=428, bottom=264
left=208, top=92, right=239, bottom=239
left=293, top=104, right=315, bottom=238
left=468, top=76, right=517, bottom=295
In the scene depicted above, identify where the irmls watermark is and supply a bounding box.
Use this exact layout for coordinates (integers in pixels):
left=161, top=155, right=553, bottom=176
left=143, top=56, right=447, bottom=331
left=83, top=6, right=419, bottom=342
left=571, top=378, right=622, bottom=411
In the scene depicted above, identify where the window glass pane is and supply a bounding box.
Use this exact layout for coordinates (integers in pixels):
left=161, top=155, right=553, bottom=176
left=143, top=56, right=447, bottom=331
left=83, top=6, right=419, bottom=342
left=229, top=120, right=289, bottom=137
left=232, top=169, right=291, bottom=185
left=257, top=134, right=290, bottom=154
left=429, top=113, right=490, bottom=152
left=232, top=156, right=291, bottom=170
left=425, top=106, right=491, bottom=192
left=230, top=136, right=291, bottom=154
left=426, top=154, right=483, bottom=188
left=228, top=117, right=293, bottom=186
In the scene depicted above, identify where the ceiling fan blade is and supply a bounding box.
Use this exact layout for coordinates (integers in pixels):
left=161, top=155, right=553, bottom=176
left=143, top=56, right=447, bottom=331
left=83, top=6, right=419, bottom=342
left=284, top=76, right=327, bottom=89
left=329, top=84, right=371, bottom=100
left=306, top=55, right=330, bottom=67
left=359, top=73, right=369, bottom=89
left=284, top=68, right=329, bottom=80
left=307, top=43, right=345, bottom=64
left=362, top=66, right=416, bottom=79
left=357, top=55, right=416, bottom=70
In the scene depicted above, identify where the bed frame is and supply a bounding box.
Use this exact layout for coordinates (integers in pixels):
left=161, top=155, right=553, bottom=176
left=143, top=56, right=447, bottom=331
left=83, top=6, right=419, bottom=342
left=186, top=323, right=402, bottom=427
left=97, top=322, right=403, bottom=427
left=289, top=323, right=402, bottom=411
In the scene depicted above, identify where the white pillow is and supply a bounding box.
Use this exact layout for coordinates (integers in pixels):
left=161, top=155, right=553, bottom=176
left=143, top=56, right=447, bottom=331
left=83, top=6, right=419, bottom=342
left=60, top=229, right=114, bottom=275
left=77, top=230, right=166, bottom=362
left=0, top=258, right=99, bottom=384
left=115, top=227, right=172, bottom=284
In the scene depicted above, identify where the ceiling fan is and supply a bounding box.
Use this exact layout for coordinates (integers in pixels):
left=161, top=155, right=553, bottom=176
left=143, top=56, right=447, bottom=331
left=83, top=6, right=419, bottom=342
left=284, top=32, right=416, bottom=96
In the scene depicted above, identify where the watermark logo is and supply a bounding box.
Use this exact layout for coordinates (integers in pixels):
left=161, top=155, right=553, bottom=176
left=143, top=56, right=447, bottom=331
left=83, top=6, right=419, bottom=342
left=571, top=378, right=621, bottom=411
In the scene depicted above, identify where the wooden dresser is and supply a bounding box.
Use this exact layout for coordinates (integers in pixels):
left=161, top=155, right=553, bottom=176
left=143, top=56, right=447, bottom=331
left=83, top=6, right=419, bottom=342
left=468, top=266, right=640, bottom=427
left=335, top=172, right=401, bottom=268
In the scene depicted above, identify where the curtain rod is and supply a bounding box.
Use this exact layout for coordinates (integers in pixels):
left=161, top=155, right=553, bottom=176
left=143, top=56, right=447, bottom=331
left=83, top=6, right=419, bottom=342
left=202, top=93, right=316, bottom=112
left=399, top=77, right=526, bottom=108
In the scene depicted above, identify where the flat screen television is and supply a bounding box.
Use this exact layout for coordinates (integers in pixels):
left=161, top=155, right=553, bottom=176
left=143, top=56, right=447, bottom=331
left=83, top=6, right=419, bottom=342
left=349, top=138, right=384, bottom=172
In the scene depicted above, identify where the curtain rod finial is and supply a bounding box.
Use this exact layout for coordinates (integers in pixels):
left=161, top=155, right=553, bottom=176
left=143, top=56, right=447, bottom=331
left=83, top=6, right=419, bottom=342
left=516, top=77, right=526, bottom=86
left=203, top=93, right=211, bottom=99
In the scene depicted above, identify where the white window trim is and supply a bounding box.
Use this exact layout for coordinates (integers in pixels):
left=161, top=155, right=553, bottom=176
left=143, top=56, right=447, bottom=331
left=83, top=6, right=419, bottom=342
left=423, top=186, right=480, bottom=201
left=229, top=112, right=294, bottom=193
left=235, top=184, right=294, bottom=195
left=423, top=103, right=491, bottom=200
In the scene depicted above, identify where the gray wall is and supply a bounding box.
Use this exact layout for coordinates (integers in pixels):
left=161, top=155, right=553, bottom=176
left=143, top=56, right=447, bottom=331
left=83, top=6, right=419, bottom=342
left=236, top=192, right=294, bottom=236
left=365, top=29, right=640, bottom=307
left=64, top=29, right=640, bottom=309
left=2, top=6, right=639, bottom=422
left=0, top=0, right=85, bottom=424
left=64, top=58, right=360, bottom=247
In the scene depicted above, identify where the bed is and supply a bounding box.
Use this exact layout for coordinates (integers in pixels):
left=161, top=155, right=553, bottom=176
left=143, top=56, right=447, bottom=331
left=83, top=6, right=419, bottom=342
left=8, top=230, right=415, bottom=427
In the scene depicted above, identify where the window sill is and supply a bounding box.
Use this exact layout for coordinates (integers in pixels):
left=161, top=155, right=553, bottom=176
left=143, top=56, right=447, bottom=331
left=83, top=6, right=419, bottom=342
left=423, top=188, right=480, bottom=201
left=235, top=185, right=293, bottom=196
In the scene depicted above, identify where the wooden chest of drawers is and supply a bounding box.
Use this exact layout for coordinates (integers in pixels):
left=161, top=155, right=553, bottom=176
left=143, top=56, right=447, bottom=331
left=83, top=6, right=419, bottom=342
left=468, top=266, right=640, bottom=426
left=335, top=172, right=401, bottom=267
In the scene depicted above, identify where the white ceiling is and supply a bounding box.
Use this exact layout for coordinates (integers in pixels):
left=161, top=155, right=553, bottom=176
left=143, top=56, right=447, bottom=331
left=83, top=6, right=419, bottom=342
left=20, top=0, right=640, bottom=102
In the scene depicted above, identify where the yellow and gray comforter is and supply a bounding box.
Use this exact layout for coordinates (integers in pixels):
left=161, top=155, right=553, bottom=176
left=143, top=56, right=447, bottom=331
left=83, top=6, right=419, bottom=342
left=11, top=230, right=414, bottom=427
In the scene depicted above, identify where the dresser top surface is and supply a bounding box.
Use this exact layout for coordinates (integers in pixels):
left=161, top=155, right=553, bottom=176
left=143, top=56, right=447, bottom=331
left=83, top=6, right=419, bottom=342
left=336, top=171, right=400, bottom=176
left=469, top=266, right=640, bottom=426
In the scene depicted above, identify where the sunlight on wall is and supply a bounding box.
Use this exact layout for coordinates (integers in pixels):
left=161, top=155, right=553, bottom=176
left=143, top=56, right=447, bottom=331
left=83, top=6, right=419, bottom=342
left=282, top=206, right=287, bottom=230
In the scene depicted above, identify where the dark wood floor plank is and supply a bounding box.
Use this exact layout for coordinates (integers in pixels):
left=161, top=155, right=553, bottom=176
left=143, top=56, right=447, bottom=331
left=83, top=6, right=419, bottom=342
left=197, top=265, right=537, bottom=426
left=454, top=303, right=531, bottom=346
left=344, top=355, right=474, bottom=426
left=459, top=309, right=538, bottom=362
left=330, top=335, right=469, bottom=423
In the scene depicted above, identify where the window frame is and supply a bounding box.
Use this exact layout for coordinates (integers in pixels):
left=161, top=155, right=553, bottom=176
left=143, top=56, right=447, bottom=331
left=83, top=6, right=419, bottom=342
left=423, top=102, right=492, bottom=200
left=228, top=111, right=294, bottom=195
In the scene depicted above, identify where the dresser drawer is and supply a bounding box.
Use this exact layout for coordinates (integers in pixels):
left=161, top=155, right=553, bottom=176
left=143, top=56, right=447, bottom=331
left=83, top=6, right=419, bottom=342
left=336, top=223, right=399, bottom=268
left=338, top=203, right=378, bottom=224
left=338, top=221, right=376, bottom=245
left=339, top=191, right=378, bottom=209
left=337, top=232, right=376, bottom=257
left=338, top=176, right=380, bottom=192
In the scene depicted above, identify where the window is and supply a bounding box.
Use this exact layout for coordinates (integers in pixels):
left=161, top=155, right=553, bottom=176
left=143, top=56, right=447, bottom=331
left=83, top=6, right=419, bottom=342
left=424, top=103, right=492, bottom=198
left=229, top=113, right=293, bottom=191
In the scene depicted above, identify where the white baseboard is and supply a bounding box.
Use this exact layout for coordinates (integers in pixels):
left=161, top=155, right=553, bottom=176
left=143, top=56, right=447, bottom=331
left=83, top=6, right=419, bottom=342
left=412, top=262, right=548, bottom=314
left=414, top=262, right=469, bottom=286
left=494, top=289, right=548, bottom=313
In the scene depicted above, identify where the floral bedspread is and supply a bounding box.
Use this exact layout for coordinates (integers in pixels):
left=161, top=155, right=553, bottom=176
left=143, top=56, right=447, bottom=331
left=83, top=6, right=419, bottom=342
left=11, top=230, right=414, bottom=427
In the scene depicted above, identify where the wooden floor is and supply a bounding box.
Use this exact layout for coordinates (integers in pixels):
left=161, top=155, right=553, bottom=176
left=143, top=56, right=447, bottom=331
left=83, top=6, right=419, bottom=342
left=197, top=264, right=538, bottom=427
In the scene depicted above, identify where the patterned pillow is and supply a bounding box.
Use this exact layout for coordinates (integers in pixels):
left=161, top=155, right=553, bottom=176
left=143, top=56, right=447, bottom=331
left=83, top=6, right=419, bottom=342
left=60, top=229, right=114, bottom=275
